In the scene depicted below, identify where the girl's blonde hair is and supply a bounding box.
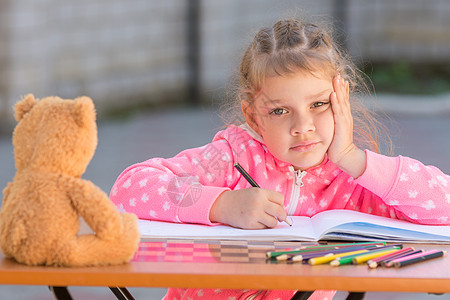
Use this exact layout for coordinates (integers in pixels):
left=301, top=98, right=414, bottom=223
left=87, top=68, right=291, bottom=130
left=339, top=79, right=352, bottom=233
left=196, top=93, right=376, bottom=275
left=224, top=18, right=391, bottom=154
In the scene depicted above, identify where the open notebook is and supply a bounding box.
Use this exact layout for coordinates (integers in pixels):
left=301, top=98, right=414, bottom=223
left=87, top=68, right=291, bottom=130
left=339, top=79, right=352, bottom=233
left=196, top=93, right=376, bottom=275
left=138, top=209, right=450, bottom=244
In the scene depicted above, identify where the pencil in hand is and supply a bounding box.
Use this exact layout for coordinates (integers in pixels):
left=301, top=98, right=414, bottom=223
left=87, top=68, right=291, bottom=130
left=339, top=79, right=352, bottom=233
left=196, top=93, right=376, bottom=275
left=234, top=163, right=292, bottom=226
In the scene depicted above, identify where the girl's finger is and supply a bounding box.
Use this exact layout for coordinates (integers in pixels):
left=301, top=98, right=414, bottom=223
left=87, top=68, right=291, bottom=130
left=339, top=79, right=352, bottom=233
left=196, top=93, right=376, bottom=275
left=258, top=213, right=279, bottom=228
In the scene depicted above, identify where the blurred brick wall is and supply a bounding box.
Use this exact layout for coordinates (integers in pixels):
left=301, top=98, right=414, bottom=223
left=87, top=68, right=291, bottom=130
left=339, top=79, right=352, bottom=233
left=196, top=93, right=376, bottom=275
left=0, top=0, right=449, bottom=131
left=347, top=0, right=450, bottom=63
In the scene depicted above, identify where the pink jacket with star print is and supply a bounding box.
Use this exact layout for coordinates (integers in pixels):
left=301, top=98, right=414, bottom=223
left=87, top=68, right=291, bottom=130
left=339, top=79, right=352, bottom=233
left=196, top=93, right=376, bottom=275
left=110, top=124, right=450, bottom=300
left=111, top=124, right=450, bottom=226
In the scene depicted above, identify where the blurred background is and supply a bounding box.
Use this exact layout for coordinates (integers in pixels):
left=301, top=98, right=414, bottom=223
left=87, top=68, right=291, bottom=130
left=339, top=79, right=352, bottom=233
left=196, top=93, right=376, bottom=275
left=1, top=0, right=450, bottom=131
left=1, top=0, right=450, bottom=299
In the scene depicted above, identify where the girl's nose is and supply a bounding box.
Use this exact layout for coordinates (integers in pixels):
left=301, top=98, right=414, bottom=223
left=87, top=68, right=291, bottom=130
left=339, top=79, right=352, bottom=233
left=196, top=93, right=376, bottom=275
left=290, top=113, right=315, bottom=135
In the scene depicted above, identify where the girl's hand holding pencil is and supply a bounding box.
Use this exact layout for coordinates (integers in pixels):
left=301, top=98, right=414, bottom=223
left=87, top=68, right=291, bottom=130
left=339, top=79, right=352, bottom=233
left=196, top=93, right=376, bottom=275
left=209, top=163, right=291, bottom=229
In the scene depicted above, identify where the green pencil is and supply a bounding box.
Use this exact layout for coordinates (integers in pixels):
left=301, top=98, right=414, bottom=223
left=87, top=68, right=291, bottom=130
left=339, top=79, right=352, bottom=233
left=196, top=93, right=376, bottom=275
left=330, top=245, right=401, bottom=266
left=266, top=242, right=386, bottom=258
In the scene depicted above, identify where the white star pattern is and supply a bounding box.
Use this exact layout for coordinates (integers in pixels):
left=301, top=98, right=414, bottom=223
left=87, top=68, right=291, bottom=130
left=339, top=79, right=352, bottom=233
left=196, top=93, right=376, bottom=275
left=263, top=171, right=268, bottom=179
left=319, top=199, right=328, bottom=208
left=163, top=201, right=171, bottom=211
left=141, top=193, right=149, bottom=202
left=222, top=152, right=231, bottom=162
left=409, top=163, right=420, bottom=172
left=347, top=177, right=354, bottom=183
left=306, top=208, right=316, bottom=216
left=203, top=151, right=211, bottom=160
left=240, top=143, right=246, bottom=152
left=299, top=195, right=308, bottom=203
left=342, top=193, right=351, bottom=202
left=428, top=178, right=438, bottom=188
left=408, top=212, right=418, bottom=220
left=139, top=178, right=148, bottom=188
left=192, top=158, right=199, bottom=165
left=122, top=179, right=131, bottom=188
left=254, top=154, right=262, bottom=166
left=305, top=177, right=315, bottom=184
left=158, top=174, right=169, bottom=181
left=367, top=207, right=373, bottom=214
left=315, top=168, right=323, bottom=176
left=379, top=203, right=387, bottom=212
left=206, top=173, right=215, bottom=182
left=389, top=209, right=396, bottom=218
left=129, top=198, right=136, bottom=207
left=275, top=184, right=282, bottom=192
left=149, top=210, right=156, bottom=217
left=438, top=216, right=448, bottom=223
left=117, top=204, right=125, bottom=212
left=421, top=200, right=436, bottom=210
left=389, top=200, right=399, bottom=205
left=197, top=290, right=204, bottom=297
left=158, top=186, right=167, bottom=196
left=436, top=175, right=448, bottom=186
left=111, top=186, right=117, bottom=196
left=399, top=173, right=409, bottom=182
left=408, top=190, right=418, bottom=198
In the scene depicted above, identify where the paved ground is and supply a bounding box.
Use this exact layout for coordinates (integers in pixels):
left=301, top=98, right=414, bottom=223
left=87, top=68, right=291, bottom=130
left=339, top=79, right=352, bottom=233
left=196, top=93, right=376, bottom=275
left=1, top=96, right=450, bottom=299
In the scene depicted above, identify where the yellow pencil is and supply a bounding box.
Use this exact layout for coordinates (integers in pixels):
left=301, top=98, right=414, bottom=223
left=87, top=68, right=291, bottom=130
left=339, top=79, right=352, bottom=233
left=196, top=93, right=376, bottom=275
left=352, top=248, right=401, bottom=265
left=308, top=249, right=368, bottom=265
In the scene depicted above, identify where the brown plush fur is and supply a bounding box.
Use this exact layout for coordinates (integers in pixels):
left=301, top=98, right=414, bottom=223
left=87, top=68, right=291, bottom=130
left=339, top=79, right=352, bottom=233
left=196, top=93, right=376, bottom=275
left=0, top=94, right=140, bottom=267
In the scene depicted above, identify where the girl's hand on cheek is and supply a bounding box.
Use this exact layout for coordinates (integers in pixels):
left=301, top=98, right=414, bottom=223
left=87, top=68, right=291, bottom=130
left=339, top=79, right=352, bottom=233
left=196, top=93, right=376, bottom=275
left=209, top=188, right=287, bottom=229
left=328, top=74, right=366, bottom=178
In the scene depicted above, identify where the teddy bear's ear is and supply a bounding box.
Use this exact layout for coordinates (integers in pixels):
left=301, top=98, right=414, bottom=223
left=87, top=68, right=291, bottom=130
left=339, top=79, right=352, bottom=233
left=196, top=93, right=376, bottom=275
left=73, top=96, right=96, bottom=127
left=14, top=94, right=38, bottom=121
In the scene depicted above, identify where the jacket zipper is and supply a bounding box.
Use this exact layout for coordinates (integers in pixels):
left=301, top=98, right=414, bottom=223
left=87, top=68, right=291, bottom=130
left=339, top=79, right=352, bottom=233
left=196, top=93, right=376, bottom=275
left=286, top=166, right=307, bottom=215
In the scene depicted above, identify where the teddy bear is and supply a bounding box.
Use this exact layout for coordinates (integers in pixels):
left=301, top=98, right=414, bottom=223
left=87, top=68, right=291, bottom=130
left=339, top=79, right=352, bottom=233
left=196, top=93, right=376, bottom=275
left=0, top=94, right=140, bottom=267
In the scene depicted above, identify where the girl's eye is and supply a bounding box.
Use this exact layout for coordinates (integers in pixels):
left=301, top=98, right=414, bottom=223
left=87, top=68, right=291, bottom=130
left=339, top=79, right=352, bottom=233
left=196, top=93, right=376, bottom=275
left=312, top=101, right=329, bottom=108
left=270, top=108, right=287, bottom=115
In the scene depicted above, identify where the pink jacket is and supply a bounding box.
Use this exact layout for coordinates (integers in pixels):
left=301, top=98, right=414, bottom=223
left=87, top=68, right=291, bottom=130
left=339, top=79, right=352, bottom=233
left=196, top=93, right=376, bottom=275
left=110, top=124, right=450, bottom=300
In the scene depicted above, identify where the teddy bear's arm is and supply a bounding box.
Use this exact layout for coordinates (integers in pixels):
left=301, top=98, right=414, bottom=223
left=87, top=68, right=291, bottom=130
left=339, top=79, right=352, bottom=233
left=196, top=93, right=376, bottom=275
left=2, top=182, right=13, bottom=203
left=69, top=178, right=125, bottom=239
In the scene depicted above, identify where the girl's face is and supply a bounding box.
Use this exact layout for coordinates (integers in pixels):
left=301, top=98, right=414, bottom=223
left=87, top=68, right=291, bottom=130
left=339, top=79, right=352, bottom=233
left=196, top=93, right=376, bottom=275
left=243, top=71, right=335, bottom=171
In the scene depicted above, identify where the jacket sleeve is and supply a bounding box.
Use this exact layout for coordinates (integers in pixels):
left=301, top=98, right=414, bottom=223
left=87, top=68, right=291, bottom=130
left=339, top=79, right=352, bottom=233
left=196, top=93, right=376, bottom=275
left=354, top=150, right=450, bottom=225
left=110, top=139, right=239, bottom=225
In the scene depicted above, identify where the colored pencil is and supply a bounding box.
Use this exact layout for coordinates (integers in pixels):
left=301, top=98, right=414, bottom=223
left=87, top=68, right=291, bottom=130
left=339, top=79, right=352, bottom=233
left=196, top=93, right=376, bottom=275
left=367, top=247, right=415, bottom=269
left=234, top=163, right=292, bottom=226
left=308, top=249, right=368, bottom=265
left=290, top=245, right=381, bottom=262
left=383, top=250, right=424, bottom=267
left=266, top=242, right=387, bottom=258
left=392, top=250, right=446, bottom=268
left=330, top=245, right=402, bottom=266
left=352, top=248, right=401, bottom=265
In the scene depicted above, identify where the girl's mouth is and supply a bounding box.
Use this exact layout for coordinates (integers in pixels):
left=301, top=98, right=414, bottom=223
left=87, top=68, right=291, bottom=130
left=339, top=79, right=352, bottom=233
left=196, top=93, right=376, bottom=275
left=290, top=142, right=319, bottom=153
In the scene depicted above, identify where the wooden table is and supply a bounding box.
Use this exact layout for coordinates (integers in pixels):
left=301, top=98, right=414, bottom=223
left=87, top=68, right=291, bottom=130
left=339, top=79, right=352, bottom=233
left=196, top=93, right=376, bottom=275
left=0, top=240, right=448, bottom=299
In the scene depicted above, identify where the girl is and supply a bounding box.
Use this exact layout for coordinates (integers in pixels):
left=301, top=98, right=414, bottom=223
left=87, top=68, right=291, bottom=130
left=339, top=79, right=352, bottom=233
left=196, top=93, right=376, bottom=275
left=110, top=18, right=450, bottom=300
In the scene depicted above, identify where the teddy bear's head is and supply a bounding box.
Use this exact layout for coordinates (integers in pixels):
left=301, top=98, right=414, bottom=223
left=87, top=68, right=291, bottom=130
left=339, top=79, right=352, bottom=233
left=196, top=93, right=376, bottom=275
left=13, top=94, right=98, bottom=177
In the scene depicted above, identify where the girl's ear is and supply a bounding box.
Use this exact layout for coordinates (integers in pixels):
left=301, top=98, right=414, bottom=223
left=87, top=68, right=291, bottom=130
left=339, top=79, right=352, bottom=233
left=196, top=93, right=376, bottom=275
left=241, top=100, right=261, bottom=135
